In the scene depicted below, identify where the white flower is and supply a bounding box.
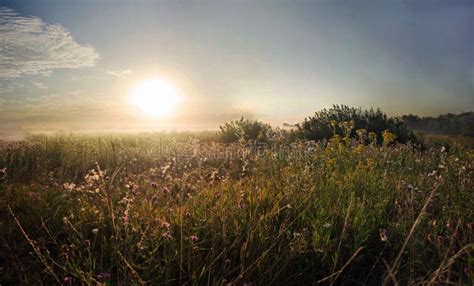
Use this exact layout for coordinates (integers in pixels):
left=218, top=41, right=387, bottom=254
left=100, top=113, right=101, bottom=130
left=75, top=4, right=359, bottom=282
left=63, top=183, right=76, bottom=191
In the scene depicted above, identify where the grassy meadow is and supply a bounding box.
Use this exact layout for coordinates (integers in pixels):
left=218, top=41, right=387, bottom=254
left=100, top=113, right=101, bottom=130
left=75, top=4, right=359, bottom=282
left=0, top=127, right=473, bottom=285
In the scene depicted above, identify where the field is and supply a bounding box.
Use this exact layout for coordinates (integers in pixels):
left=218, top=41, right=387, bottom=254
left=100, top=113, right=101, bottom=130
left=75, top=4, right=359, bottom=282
left=0, top=131, right=473, bottom=285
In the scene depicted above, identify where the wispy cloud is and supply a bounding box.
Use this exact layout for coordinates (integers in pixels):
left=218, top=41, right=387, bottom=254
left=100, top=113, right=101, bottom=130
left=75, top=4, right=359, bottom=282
left=0, top=80, right=24, bottom=93
left=0, top=7, right=99, bottom=78
left=32, top=81, right=48, bottom=89
left=106, top=69, right=132, bottom=78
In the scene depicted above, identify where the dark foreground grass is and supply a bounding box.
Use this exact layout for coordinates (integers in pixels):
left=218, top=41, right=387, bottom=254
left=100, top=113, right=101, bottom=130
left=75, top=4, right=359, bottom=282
left=0, top=132, right=473, bottom=285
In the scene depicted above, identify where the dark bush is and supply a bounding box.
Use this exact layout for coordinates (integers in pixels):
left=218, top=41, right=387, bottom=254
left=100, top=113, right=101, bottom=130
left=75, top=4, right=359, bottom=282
left=295, top=105, right=418, bottom=144
left=218, top=117, right=271, bottom=143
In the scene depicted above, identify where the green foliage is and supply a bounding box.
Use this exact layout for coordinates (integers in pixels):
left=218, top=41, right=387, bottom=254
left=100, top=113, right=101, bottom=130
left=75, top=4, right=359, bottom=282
left=0, top=133, right=473, bottom=285
left=296, top=105, right=418, bottom=144
left=218, top=117, right=271, bottom=143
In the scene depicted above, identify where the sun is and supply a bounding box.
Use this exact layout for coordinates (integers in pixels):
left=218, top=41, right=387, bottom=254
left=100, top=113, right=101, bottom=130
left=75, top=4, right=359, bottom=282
left=130, top=78, right=182, bottom=117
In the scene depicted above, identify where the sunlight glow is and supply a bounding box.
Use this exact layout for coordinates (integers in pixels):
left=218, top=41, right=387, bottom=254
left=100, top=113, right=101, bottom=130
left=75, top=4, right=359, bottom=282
left=130, top=78, right=182, bottom=117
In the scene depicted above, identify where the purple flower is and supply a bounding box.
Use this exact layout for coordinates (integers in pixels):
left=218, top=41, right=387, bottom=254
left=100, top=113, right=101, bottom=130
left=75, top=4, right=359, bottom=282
left=63, top=275, right=73, bottom=285
left=151, top=182, right=158, bottom=189
left=162, top=230, right=173, bottom=240
left=279, top=223, right=285, bottom=232
left=97, top=272, right=111, bottom=282
left=189, top=235, right=199, bottom=242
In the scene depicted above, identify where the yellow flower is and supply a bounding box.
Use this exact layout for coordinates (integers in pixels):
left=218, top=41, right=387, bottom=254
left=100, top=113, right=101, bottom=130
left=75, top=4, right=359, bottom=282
left=368, top=132, right=377, bottom=144
left=382, top=130, right=396, bottom=146
left=356, top=129, right=367, bottom=140
left=354, top=144, right=365, bottom=155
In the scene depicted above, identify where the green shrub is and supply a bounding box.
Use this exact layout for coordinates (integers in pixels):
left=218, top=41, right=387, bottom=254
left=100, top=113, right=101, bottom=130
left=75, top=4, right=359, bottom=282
left=218, top=117, right=271, bottom=143
left=296, top=105, right=418, bottom=144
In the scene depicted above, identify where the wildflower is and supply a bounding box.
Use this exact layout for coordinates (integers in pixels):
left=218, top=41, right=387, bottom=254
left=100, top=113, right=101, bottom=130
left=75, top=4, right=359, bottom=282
left=162, top=231, right=173, bottom=240
left=61, top=244, right=69, bottom=260
left=323, top=223, right=331, bottom=229
left=395, top=199, right=401, bottom=208
left=279, top=223, right=285, bottom=232
left=382, top=130, right=396, bottom=146
left=155, top=218, right=171, bottom=229
left=61, top=244, right=69, bottom=253
left=467, top=222, right=474, bottom=232
left=63, top=275, right=73, bottom=285
left=368, top=132, right=377, bottom=144
left=92, top=228, right=99, bottom=235
left=123, top=212, right=129, bottom=226
left=0, top=167, right=6, bottom=180
left=341, top=120, right=355, bottom=135
left=356, top=128, right=367, bottom=140
left=162, top=220, right=171, bottom=228
left=214, top=192, right=222, bottom=199
left=63, top=183, right=76, bottom=191
left=446, top=220, right=453, bottom=229
left=189, top=235, right=199, bottom=242
left=163, top=186, right=171, bottom=194
left=302, top=227, right=311, bottom=238
left=151, top=182, right=158, bottom=189
left=427, top=234, right=433, bottom=243
left=428, top=170, right=437, bottom=177
left=379, top=228, right=388, bottom=242
left=437, top=236, right=445, bottom=244
left=97, top=272, right=111, bottom=282
left=354, top=144, right=365, bottom=154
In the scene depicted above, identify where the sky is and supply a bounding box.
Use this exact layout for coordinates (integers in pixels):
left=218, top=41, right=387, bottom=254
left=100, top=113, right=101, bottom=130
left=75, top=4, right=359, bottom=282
left=0, top=0, right=473, bottom=136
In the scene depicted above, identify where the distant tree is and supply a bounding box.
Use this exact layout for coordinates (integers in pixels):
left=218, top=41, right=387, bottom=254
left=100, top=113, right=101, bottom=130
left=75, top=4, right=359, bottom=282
left=403, top=112, right=474, bottom=137
left=296, top=105, right=418, bottom=144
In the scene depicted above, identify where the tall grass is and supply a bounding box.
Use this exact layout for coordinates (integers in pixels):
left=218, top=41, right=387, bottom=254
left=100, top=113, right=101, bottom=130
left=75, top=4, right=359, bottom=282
left=0, top=131, right=472, bottom=285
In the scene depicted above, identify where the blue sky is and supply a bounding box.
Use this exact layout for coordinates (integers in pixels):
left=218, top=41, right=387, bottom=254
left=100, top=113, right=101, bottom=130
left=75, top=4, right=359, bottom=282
left=0, top=0, right=473, bottom=133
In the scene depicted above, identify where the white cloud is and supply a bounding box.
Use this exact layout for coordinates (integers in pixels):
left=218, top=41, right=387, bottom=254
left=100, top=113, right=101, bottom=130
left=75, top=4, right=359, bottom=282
left=0, top=7, right=99, bottom=78
left=106, top=69, right=132, bottom=78
left=32, top=81, right=48, bottom=89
